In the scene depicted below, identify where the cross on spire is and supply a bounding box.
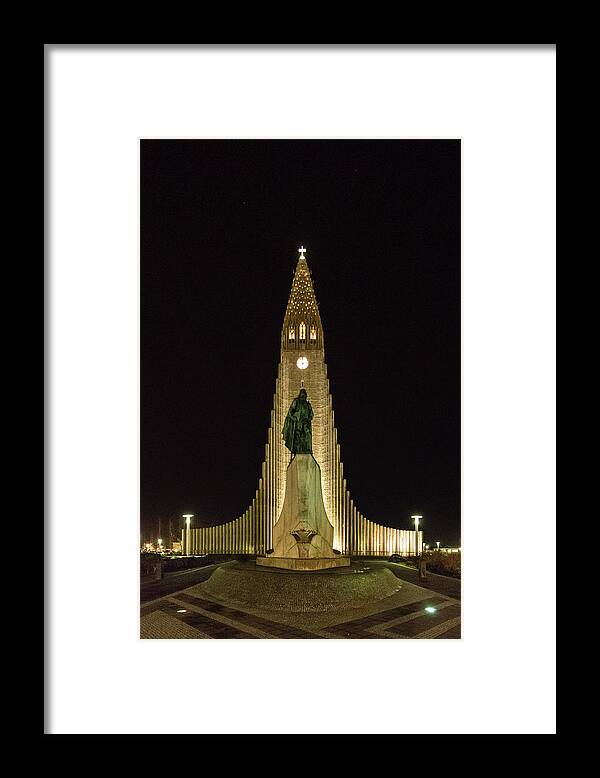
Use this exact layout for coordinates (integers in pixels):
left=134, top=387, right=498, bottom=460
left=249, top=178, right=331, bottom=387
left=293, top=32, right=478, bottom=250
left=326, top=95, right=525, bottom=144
left=298, top=245, right=306, bottom=260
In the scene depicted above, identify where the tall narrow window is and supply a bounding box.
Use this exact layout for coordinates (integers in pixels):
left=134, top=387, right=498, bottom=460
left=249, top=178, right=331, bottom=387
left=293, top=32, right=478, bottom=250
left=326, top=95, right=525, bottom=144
left=288, top=326, right=295, bottom=341
left=299, top=322, right=306, bottom=340
left=310, top=325, right=317, bottom=341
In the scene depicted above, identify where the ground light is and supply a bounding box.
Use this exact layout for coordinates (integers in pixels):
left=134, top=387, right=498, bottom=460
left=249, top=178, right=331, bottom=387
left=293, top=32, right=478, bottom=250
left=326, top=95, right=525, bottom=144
left=424, top=606, right=437, bottom=614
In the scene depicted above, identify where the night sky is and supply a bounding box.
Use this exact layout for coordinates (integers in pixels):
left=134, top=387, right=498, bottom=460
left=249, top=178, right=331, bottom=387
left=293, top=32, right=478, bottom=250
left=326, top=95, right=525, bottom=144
left=141, top=140, right=460, bottom=547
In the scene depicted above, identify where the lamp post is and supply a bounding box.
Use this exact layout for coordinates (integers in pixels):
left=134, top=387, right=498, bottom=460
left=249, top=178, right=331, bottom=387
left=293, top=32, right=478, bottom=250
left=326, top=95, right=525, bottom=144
left=182, top=514, right=194, bottom=556
left=411, top=515, right=423, bottom=558
left=157, top=538, right=163, bottom=554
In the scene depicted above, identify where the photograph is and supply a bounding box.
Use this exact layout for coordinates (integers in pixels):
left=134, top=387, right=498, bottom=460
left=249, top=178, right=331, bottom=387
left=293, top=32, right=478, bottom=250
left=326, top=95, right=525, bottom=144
left=140, top=139, right=461, bottom=639
left=47, top=43, right=555, bottom=735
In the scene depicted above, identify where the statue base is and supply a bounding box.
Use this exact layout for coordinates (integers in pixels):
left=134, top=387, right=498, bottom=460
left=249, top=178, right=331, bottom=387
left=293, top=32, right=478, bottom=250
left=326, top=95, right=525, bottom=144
left=262, top=453, right=344, bottom=570
left=256, top=555, right=350, bottom=571
left=201, top=560, right=402, bottom=613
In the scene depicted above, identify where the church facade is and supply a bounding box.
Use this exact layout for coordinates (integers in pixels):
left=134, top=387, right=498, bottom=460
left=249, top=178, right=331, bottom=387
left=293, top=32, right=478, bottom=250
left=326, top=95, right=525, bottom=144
left=182, top=248, right=422, bottom=558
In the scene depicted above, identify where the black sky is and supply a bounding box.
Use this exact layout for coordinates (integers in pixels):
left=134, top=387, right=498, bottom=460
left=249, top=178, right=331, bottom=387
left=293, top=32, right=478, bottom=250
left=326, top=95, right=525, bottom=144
left=141, top=140, right=460, bottom=546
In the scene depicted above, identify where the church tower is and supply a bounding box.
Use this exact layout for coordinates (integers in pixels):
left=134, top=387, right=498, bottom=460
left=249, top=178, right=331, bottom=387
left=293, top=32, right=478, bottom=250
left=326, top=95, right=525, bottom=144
left=275, top=247, right=336, bottom=544
left=182, top=247, right=422, bottom=558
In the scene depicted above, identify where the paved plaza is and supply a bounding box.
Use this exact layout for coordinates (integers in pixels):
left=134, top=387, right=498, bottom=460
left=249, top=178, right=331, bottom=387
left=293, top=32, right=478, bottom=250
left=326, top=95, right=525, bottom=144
left=140, top=561, right=461, bottom=639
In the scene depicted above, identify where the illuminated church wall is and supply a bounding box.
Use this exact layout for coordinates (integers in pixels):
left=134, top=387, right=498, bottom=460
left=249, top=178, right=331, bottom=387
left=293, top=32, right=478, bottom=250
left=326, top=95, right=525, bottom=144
left=183, top=248, right=422, bottom=557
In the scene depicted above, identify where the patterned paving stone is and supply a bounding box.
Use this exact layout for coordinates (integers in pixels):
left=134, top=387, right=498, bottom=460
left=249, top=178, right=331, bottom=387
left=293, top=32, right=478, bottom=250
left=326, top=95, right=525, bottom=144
left=140, top=579, right=461, bottom=639
left=415, top=616, right=462, bottom=639
left=174, top=593, right=322, bottom=638
left=323, top=596, right=450, bottom=638
left=140, top=610, right=210, bottom=639
left=169, top=604, right=258, bottom=638
left=383, top=605, right=462, bottom=638
left=439, top=622, right=462, bottom=639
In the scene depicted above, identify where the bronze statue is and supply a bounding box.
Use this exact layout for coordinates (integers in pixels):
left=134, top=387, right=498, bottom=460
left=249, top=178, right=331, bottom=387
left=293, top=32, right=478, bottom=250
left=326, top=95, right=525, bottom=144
left=282, top=388, right=313, bottom=455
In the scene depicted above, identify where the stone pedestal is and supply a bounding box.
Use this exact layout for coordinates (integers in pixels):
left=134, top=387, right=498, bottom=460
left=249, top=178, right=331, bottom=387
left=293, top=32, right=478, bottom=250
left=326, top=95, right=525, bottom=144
left=257, top=453, right=350, bottom=571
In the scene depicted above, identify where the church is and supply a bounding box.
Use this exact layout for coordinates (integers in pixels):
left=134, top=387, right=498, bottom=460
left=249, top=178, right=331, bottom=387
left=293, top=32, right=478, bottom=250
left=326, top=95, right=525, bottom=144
left=181, top=247, right=422, bottom=558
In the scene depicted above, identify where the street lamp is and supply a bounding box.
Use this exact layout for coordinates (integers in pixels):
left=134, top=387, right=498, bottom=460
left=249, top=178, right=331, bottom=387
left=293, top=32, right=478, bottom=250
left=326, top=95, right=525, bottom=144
left=411, top=515, right=423, bottom=557
left=182, top=514, right=194, bottom=556
left=157, top=538, right=163, bottom=553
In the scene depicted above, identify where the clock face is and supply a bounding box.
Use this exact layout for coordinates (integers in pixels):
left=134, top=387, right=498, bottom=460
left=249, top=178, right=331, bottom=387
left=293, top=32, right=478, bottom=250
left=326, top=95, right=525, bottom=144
left=297, top=357, right=309, bottom=370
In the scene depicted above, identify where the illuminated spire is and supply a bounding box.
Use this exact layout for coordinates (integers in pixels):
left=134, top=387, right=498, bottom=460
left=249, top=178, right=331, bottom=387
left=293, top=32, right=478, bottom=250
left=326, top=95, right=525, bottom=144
left=282, top=246, right=322, bottom=350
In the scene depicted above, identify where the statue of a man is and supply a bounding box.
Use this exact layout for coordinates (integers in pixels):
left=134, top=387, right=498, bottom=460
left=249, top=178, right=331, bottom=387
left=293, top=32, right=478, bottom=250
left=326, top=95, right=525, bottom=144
left=282, top=388, right=313, bottom=455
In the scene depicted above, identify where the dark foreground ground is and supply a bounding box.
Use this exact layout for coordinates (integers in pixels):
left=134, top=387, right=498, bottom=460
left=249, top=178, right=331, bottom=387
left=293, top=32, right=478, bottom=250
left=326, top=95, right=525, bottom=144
left=140, top=559, right=461, bottom=639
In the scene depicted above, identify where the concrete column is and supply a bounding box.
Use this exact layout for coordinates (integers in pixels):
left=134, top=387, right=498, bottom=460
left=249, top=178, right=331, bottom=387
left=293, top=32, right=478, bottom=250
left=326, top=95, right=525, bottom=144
left=358, top=513, right=362, bottom=554
left=345, top=490, right=350, bottom=555
left=256, top=485, right=261, bottom=554
left=331, top=433, right=337, bottom=544
left=246, top=509, right=251, bottom=554
left=339, top=456, right=343, bottom=552
left=246, top=509, right=250, bottom=554
left=343, top=480, right=348, bottom=555
left=260, top=462, right=267, bottom=554
left=361, top=515, right=365, bottom=555
left=268, top=440, right=274, bottom=551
